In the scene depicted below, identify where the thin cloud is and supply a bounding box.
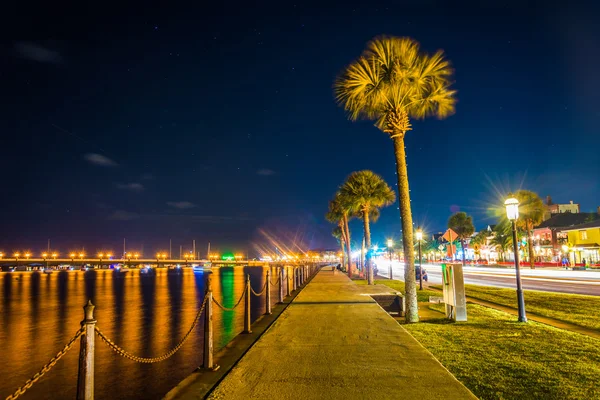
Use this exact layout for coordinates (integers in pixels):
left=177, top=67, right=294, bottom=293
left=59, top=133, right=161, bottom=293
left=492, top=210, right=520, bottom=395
left=84, top=153, right=118, bottom=167
left=108, top=210, right=139, bottom=221
left=15, top=41, right=63, bottom=64
left=257, top=168, right=275, bottom=176
left=167, top=201, right=196, bottom=209
left=141, top=173, right=154, bottom=180
left=116, top=183, right=144, bottom=192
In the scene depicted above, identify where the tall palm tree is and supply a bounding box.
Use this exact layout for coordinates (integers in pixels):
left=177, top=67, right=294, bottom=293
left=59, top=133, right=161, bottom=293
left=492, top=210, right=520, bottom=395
left=514, top=190, right=545, bottom=269
left=339, top=170, right=395, bottom=285
left=326, top=194, right=354, bottom=276
left=448, top=212, right=475, bottom=265
left=335, top=36, right=456, bottom=322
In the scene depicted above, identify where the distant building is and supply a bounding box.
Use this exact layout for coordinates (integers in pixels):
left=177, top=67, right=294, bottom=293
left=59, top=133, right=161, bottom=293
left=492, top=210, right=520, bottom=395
left=543, top=196, right=580, bottom=220
left=561, top=219, right=600, bottom=264
left=533, top=212, right=599, bottom=260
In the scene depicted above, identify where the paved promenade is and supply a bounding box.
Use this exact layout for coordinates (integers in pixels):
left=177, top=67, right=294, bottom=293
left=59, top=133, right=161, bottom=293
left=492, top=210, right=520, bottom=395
left=189, top=268, right=476, bottom=399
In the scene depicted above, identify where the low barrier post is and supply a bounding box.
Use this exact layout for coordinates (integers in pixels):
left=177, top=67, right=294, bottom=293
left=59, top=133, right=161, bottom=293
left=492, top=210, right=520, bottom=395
left=244, top=275, right=252, bottom=334
left=286, top=266, right=291, bottom=297
left=77, top=300, right=96, bottom=400
left=266, top=270, right=272, bottom=315
left=293, top=267, right=297, bottom=291
left=203, top=274, right=214, bottom=369
left=278, top=266, right=284, bottom=303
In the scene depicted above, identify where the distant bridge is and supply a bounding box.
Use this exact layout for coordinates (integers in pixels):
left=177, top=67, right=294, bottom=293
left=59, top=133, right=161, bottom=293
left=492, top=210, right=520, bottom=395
left=0, top=258, right=331, bottom=268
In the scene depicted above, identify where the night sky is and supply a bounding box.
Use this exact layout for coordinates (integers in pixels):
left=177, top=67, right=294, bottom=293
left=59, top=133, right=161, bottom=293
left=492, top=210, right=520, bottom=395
left=2, top=2, right=599, bottom=256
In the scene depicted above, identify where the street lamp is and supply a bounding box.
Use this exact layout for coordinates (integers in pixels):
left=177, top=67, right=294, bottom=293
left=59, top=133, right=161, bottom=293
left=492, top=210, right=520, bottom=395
left=387, top=239, right=393, bottom=280
left=505, top=197, right=527, bottom=323
left=0, top=252, right=3, bottom=260
left=42, top=253, right=48, bottom=270
left=416, top=229, right=423, bottom=290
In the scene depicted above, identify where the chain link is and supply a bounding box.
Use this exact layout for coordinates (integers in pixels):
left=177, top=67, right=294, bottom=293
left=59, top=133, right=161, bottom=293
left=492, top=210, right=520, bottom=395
left=212, top=283, right=247, bottom=311
left=250, top=281, right=267, bottom=297
left=270, top=275, right=280, bottom=286
left=95, top=295, right=208, bottom=364
left=5, top=328, right=83, bottom=400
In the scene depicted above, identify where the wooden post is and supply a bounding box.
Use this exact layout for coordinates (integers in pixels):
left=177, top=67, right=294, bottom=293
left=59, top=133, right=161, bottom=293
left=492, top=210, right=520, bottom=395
left=243, top=275, right=252, bottom=333
left=266, top=270, right=272, bottom=315
left=203, top=274, right=214, bottom=369
left=300, top=265, right=304, bottom=285
left=286, top=266, right=291, bottom=297
left=278, top=266, right=284, bottom=303
left=292, top=267, right=297, bottom=291
left=77, top=300, right=96, bottom=400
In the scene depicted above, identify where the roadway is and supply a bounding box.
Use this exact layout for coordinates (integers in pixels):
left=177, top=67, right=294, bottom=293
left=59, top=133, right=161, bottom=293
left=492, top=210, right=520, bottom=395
left=381, top=262, right=600, bottom=296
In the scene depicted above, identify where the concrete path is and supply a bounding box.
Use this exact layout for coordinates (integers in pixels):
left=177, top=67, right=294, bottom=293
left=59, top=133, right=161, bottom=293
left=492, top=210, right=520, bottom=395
left=202, top=268, right=476, bottom=400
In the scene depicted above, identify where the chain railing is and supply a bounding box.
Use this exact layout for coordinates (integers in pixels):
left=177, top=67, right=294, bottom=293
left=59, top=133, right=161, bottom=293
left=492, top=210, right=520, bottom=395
left=4, top=263, right=321, bottom=400
left=95, top=295, right=208, bottom=363
left=4, top=328, right=84, bottom=400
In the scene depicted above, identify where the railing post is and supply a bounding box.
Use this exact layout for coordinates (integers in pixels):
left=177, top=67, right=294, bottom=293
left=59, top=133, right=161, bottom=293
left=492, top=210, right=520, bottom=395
left=266, top=270, right=272, bottom=315
left=300, top=265, right=304, bottom=285
left=77, top=300, right=96, bottom=400
left=203, top=273, right=214, bottom=369
left=286, top=266, right=291, bottom=297
left=293, top=267, right=297, bottom=291
left=244, top=275, right=252, bottom=334
left=278, top=266, right=284, bottom=303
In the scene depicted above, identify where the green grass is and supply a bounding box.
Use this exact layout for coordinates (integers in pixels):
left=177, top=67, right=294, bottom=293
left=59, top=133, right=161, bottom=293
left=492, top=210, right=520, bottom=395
left=432, top=284, right=600, bottom=332
left=405, top=304, right=600, bottom=400
left=354, top=279, right=438, bottom=302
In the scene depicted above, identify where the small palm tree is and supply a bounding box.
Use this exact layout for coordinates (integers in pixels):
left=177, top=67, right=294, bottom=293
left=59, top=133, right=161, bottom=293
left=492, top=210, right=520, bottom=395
left=332, top=227, right=345, bottom=268
left=326, top=194, right=353, bottom=276
left=340, top=170, right=395, bottom=284
left=448, top=212, right=475, bottom=265
left=490, top=230, right=511, bottom=262
left=335, top=36, right=456, bottom=322
left=514, top=190, right=545, bottom=269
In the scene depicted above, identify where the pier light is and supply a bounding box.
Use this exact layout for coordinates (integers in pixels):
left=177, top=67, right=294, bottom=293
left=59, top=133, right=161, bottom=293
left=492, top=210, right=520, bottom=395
left=156, top=252, right=161, bottom=259
left=504, top=197, right=519, bottom=221
left=14, top=252, right=20, bottom=259
left=134, top=253, right=139, bottom=260
left=70, top=253, right=76, bottom=259
left=25, top=253, right=31, bottom=259
left=42, top=253, right=48, bottom=259
left=0, top=252, right=3, bottom=259
left=79, top=253, right=84, bottom=259
left=52, top=253, right=57, bottom=259
left=161, top=253, right=167, bottom=259
left=107, top=253, right=112, bottom=258
left=98, top=253, right=104, bottom=258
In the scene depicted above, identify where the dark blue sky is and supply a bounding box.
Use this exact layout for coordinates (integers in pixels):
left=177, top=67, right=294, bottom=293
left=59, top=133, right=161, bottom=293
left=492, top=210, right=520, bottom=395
left=2, top=2, right=599, bottom=256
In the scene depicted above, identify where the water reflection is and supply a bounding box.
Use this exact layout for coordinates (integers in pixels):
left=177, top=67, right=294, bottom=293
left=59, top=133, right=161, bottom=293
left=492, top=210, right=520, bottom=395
left=0, top=266, right=273, bottom=400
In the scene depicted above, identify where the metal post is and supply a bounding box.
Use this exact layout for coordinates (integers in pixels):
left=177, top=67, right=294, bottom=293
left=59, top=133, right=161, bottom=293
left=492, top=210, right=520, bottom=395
left=243, top=275, right=252, bottom=333
left=77, top=300, right=96, bottom=400
left=266, top=270, right=272, bottom=315
left=203, top=274, right=214, bottom=369
left=419, top=239, right=423, bottom=290
left=278, top=266, right=284, bottom=303
left=388, top=248, right=392, bottom=280
left=512, top=220, right=527, bottom=322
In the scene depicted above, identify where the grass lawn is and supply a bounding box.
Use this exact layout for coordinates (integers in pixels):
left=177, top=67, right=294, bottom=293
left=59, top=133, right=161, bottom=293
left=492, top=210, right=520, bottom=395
left=432, top=284, right=600, bottom=332
left=354, top=279, right=439, bottom=302
left=405, top=304, right=600, bottom=400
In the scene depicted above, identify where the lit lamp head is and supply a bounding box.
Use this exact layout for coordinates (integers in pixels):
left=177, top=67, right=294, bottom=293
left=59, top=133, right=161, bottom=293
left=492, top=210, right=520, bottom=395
left=504, top=197, right=519, bottom=221
left=42, top=253, right=48, bottom=259
left=387, top=239, right=393, bottom=248
left=79, top=253, right=84, bottom=259
left=70, top=253, right=75, bottom=258
left=52, top=253, right=57, bottom=258
left=416, top=230, right=423, bottom=241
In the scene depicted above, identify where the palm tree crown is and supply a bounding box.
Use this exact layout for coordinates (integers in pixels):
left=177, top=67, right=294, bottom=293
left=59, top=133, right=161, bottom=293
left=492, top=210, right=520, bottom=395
left=339, top=170, right=396, bottom=216
left=448, top=212, right=475, bottom=265
left=334, top=36, right=456, bottom=137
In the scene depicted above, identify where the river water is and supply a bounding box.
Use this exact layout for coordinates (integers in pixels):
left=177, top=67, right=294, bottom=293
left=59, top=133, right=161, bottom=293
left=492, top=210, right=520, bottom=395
left=0, top=266, right=285, bottom=399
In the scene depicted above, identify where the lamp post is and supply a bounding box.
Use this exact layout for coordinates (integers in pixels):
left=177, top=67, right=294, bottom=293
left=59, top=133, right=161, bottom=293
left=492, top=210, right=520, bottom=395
left=416, top=229, right=423, bottom=290
left=387, top=239, right=393, bottom=280
left=505, top=197, right=527, bottom=323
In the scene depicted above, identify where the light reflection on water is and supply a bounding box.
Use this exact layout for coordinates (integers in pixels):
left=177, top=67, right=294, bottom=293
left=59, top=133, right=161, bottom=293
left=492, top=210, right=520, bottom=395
left=0, top=266, right=286, bottom=400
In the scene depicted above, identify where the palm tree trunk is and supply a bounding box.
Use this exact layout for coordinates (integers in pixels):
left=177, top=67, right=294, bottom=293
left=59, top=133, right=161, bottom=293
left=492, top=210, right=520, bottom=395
left=343, top=215, right=352, bottom=277
left=363, top=209, right=373, bottom=285
left=340, top=238, right=346, bottom=271
left=393, top=136, right=418, bottom=323
left=527, top=221, right=535, bottom=269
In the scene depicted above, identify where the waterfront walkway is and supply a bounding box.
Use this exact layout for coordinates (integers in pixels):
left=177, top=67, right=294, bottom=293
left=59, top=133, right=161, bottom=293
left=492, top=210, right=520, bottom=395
left=181, top=268, right=476, bottom=399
